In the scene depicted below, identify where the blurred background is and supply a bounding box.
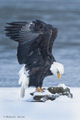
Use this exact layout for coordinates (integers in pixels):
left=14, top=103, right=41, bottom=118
left=0, top=0, right=80, bottom=87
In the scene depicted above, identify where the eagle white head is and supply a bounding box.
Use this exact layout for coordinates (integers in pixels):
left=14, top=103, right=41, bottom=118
left=50, top=62, right=64, bottom=79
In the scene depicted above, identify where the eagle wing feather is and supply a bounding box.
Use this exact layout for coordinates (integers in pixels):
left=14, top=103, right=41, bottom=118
left=5, top=20, right=57, bottom=68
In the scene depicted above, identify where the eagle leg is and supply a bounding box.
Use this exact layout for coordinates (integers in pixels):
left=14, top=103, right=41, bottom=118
left=37, top=87, right=43, bottom=92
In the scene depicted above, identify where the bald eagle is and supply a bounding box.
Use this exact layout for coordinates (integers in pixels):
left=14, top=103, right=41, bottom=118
left=5, top=20, right=64, bottom=98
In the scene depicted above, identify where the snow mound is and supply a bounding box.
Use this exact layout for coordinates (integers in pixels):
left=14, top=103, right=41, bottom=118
left=58, top=83, right=67, bottom=89
left=29, top=85, right=73, bottom=102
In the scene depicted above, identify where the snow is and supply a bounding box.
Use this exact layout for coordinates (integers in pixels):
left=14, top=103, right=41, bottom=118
left=0, top=87, right=80, bottom=120
left=58, top=83, right=67, bottom=89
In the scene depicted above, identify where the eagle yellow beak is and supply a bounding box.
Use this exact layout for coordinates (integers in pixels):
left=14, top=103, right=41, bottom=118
left=57, top=72, right=61, bottom=79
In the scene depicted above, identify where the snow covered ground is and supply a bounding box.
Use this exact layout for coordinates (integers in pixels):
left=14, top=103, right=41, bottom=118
left=0, top=87, right=80, bottom=120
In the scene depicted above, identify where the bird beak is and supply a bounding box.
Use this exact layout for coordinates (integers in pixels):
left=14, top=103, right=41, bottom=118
left=57, top=72, right=61, bottom=79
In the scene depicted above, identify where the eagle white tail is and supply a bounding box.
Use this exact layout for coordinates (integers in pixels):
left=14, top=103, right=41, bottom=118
left=19, top=65, right=29, bottom=98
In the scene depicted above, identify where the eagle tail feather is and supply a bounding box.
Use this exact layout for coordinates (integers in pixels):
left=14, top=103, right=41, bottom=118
left=19, top=65, right=29, bottom=98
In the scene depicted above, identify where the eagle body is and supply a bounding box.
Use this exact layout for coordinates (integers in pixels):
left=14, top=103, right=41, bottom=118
left=28, top=63, right=53, bottom=87
left=5, top=20, right=64, bottom=98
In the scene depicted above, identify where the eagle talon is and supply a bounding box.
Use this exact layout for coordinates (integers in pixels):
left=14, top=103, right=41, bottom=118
left=37, top=87, right=44, bottom=92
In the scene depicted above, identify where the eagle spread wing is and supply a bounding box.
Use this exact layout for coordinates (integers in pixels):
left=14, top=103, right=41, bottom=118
left=5, top=20, right=58, bottom=70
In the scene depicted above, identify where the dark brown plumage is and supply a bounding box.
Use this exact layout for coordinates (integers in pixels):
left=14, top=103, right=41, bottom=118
left=5, top=20, right=58, bottom=88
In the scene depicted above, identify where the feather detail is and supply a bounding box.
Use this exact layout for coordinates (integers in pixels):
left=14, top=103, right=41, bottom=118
left=19, top=65, right=29, bottom=98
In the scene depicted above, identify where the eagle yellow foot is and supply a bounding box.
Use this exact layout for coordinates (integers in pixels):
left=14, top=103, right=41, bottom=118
left=37, top=87, right=43, bottom=92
